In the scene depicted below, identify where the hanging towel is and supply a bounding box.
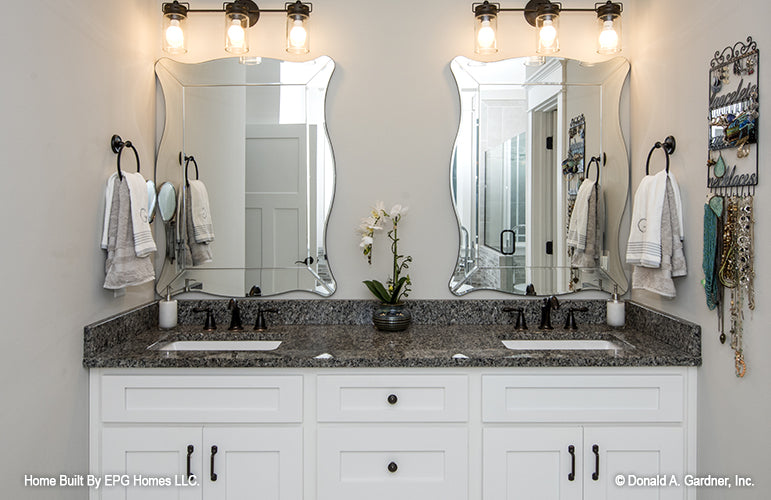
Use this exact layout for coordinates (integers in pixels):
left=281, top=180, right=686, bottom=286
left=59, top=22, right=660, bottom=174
left=123, top=172, right=157, bottom=257
left=567, top=178, right=596, bottom=251
left=188, top=180, right=215, bottom=243
left=185, top=187, right=213, bottom=266
left=100, top=172, right=118, bottom=249
left=571, top=184, right=600, bottom=268
left=632, top=178, right=683, bottom=297
left=104, top=177, right=155, bottom=289
left=668, top=174, right=687, bottom=278
left=626, top=170, right=668, bottom=268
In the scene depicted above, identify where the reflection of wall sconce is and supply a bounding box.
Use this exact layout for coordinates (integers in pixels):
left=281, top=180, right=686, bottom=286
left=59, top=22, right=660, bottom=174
left=472, top=1, right=622, bottom=55
left=161, top=0, right=312, bottom=56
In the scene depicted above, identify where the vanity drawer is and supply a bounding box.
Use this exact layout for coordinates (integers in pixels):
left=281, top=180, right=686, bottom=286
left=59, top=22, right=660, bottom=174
left=100, top=374, right=302, bottom=423
left=317, top=426, right=468, bottom=500
left=482, top=373, right=684, bottom=423
left=317, top=375, right=468, bottom=422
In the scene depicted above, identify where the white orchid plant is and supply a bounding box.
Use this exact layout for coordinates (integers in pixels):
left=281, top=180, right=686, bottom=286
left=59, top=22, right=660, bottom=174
left=359, top=202, right=412, bottom=304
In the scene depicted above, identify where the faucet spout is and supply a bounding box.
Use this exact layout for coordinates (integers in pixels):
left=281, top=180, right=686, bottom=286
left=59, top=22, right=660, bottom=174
left=538, top=296, right=560, bottom=330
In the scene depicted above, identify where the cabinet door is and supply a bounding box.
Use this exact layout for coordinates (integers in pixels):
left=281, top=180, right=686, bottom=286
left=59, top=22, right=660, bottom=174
left=583, top=427, right=684, bottom=500
left=202, top=427, right=302, bottom=500
left=101, top=427, right=202, bottom=500
left=483, top=427, right=583, bottom=500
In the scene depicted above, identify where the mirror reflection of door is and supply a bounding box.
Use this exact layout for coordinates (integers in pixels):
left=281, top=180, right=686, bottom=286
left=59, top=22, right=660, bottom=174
left=245, top=124, right=316, bottom=295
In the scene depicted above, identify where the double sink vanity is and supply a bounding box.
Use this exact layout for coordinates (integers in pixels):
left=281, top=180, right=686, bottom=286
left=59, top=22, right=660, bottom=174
left=85, top=299, right=700, bottom=500
left=86, top=49, right=703, bottom=500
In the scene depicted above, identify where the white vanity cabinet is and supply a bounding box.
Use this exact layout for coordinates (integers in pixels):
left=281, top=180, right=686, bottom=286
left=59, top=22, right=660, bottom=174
left=90, top=372, right=303, bottom=500
left=90, top=367, right=696, bottom=500
left=316, top=374, right=469, bottom=500
left=482, top=373, right=692, bottom=500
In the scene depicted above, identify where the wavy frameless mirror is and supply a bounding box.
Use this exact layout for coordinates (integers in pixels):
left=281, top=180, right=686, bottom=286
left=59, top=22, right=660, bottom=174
left=154, top=55, right=336, bottom=297
left=146, top=180, right=157, bottom=224
left=449, top=56, right=630, bottom=296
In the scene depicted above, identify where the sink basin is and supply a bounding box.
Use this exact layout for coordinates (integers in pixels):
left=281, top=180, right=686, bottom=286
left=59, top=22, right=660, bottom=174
left=156, top=340, right=282, bottom=351
left=502, top=339, right=622, bottom=351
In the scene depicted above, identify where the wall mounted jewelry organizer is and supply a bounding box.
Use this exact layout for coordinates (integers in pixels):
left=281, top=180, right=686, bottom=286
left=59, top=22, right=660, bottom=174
left=703, top=37, right=758, bottom=378
left=707, top=36, right=759, bottom=196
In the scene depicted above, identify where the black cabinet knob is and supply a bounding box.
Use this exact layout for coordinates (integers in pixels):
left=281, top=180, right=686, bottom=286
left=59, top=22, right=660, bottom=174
left=387, top=394, right=398, bottom=405
left=388, top=461, right=398, bottom=473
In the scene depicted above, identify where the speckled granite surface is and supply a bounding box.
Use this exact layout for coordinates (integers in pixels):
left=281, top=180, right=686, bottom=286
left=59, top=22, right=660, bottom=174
left=84, top=299, right=701, bottom=368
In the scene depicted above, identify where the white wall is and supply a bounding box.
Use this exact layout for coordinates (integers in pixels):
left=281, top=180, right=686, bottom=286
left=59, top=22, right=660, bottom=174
left=629, top=1, right=770, bottom=497
left=0, top=1, right=157, bottom=498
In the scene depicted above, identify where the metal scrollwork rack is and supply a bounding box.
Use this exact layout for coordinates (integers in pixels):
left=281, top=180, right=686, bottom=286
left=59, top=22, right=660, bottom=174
left=707, top=36, right=759, bottom=195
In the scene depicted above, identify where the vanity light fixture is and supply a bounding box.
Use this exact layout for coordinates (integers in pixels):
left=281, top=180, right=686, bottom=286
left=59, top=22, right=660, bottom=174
left=471, top=0, right=622, bottom=55
left=161, top=0, right=313, bottom=55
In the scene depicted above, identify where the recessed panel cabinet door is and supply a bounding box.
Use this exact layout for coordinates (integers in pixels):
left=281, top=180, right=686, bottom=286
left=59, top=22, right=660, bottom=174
left=202, top=427, right=302, bottom=500
left=582, top=427, right=684, bottom=500
left=483, top=427, right=583, bottom=500
left=101, top=427, right=202, bottom=500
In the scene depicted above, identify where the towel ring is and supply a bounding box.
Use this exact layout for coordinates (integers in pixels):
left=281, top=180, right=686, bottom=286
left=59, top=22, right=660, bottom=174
left=111, top=134, right=140, bottom=181
left=645, top=136, right=676, bottom=175
left=184, top=155, right=199, bottom=187
left=586, top=153, right=605, bottom=183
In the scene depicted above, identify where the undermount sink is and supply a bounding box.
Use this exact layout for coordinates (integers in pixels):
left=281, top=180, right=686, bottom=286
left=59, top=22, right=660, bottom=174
left=502, top=339, right=622, bottom=351
left=156, top=340, right=282, bottom=351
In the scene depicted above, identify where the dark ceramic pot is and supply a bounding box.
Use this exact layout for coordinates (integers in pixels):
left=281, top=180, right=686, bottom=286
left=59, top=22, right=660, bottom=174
left=372, top=303, right=411, bottom=332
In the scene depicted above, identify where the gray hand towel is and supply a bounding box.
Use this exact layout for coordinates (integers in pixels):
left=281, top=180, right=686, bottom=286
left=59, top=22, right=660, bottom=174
left=571, top=185, right=599, bottom=268
left=104, top=177, right=155, bottom=289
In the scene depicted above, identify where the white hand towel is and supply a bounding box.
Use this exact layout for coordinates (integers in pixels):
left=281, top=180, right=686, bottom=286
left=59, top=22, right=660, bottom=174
left=188, top=180, right=215, bottom=243
left=626, top=170, right=667, bottom=268
left=567, top=178, right=596, bottom=251
left=100, top=172, right=118, bottom=249
left=632, top=177, right=683, bottom=297
left=124, top=172, right=157, bottom=257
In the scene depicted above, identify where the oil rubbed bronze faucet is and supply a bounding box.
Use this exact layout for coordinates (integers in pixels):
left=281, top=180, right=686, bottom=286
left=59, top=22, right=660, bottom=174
left=227, top=299, right=244, bottom=331
left=539, top=296, right=560, bottom=330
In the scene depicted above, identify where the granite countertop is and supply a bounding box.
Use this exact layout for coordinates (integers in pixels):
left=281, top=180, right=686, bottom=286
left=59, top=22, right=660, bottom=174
left=83, top=299, right=701, bottom=368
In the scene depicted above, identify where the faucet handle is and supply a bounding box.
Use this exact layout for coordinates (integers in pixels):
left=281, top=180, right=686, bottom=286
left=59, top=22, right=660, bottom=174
left=502, top=307, right=528, bottom=331
left=254, top=307, right=278, bottom=331
left=563, top=307, right=588, bottom=330
left=193, top=307, right=216, bottom=331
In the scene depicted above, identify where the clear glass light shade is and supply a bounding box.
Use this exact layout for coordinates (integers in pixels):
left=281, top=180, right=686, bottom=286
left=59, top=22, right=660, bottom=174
left=225, top=13, right=250, bottom=54
left=597, top=14, right=621, bottom=54
left=162, top=13, right=187, bottom=54
left=535, top=14, right=559, bottom=54
left=474, top=14, right=498, bottom=54
left=286, top=14, right=310, bottom=54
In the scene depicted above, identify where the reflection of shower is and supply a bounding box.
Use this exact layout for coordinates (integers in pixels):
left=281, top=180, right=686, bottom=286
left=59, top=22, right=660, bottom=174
left=460, top=226, right=475, bottom=272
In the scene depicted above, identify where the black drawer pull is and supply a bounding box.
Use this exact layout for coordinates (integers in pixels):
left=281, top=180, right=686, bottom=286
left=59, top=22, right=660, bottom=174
left=387, top=394, right=398, bottom=405
left=210, top=445, right=218, bottom=481
left=567, top=445, right=575, bottom=481
left=592, top=444, right=600, bottom=481
left=388, top=461, right=398, bottom=473
left=186, top=445, right=194, bottom=481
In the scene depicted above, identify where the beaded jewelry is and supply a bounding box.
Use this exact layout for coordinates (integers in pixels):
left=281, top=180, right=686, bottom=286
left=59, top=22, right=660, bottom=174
left=737, top=196, right=755, bottom=310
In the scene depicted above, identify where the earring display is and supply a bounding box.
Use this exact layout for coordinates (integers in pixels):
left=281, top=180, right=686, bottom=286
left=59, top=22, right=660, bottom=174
left=703, top=36, right=759, bottom=378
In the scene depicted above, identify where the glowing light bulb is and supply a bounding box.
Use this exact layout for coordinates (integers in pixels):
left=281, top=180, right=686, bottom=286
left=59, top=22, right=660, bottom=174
left=477, top=20, right=496, bottom=49
left=539, top=19, right=557, bottom=48
left=227, top=19, right=245, bottom=47
left=598, top=20, right=619, bottom=52
left=288, top=19, right=307, bottom=48
left=165, top=19, right=184, bottom=49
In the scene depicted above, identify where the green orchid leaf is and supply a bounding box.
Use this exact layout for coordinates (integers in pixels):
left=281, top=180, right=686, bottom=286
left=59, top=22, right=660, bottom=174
left=363, top=280, right=392, bottom=303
